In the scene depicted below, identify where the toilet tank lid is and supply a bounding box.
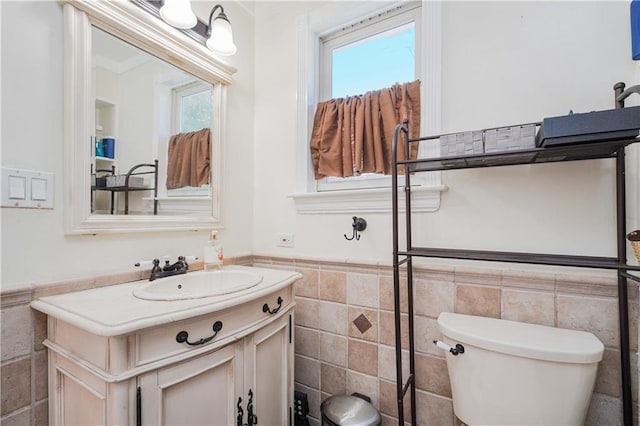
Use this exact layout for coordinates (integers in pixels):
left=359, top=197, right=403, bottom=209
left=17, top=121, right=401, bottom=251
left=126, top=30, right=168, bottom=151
left=437, top=312, right=604, bottom=364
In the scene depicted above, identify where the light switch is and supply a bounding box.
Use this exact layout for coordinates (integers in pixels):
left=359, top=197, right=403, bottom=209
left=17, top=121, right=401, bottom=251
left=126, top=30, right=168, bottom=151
left=8, top=175, right=26, bottom=199
left=2, top=167, right=54, bottom=209
left=31, top=178, right=47, bottom=201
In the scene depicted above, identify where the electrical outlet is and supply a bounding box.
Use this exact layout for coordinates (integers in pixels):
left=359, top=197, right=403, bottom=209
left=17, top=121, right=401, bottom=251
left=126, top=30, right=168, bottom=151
left=277, top=233, right=294, bottom=248
left=294, top=391, right=310, bottom=425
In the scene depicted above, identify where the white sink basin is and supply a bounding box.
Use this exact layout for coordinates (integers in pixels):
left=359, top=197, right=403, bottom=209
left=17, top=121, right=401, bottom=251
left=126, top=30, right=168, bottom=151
left=133, top=270, right=263, bottom=301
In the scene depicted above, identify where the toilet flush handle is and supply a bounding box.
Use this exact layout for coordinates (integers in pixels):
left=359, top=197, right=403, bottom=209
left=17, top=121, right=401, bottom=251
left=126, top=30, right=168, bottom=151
left=433, top=340, right=465, bottom=356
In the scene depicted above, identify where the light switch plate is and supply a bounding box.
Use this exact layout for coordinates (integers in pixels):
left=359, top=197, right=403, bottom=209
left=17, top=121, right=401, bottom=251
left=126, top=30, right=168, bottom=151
left=1, top=167, right=54, bottom=209
left=31, top=178, right=48, bottom=201
left=8, top=175, right=26, bottom=199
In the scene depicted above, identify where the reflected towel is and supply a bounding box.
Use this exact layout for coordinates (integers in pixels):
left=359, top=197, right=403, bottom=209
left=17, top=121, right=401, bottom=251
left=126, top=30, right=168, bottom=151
left=166, top=128, right=211, bottom=190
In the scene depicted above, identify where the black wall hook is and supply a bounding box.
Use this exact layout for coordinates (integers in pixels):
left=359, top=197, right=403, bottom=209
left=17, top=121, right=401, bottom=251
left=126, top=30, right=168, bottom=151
left=344, top=216, right=367, bottom=240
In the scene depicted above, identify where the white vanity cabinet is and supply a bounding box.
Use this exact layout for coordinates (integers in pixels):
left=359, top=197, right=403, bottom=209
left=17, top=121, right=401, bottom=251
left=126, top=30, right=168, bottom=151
left=138, top=312, right=292, bottom=426
left=31, top=266, right=299, bottom=426
left=245, top=312, right=293, bottom=425
left=139, top=341, right=243, bottom=425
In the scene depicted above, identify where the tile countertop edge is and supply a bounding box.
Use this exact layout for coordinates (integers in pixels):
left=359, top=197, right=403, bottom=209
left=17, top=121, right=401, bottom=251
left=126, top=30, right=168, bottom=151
left=30, top=266, right=302, bottom=337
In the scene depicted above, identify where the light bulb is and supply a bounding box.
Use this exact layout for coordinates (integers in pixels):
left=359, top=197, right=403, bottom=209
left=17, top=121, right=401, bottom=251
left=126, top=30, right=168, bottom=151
left=160, top=0, right=197, bottom=30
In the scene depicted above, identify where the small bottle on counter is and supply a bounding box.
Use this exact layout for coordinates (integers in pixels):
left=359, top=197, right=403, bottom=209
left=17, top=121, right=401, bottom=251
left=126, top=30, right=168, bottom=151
left=204, top=230, right=223, bottom=270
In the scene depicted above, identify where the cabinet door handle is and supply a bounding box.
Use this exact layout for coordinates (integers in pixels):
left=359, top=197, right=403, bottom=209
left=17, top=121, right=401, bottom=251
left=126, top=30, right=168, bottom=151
left=247, top=389, right=258, bottom=426
left=237, top=396, right=244, bottom=426
left=175, top=320, right=223, bottom=346
left=262, top=296, right=283, bottom=315
left=136, top=386, right=142, bottom=426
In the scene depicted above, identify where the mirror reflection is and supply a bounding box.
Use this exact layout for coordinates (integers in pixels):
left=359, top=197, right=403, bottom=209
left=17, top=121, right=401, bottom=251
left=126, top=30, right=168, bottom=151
left=91, top=26, right=214, bottom=216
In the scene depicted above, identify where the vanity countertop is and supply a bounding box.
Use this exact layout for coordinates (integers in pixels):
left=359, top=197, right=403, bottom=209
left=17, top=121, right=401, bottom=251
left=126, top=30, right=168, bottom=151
left=31, top=266, right=301, bottom=337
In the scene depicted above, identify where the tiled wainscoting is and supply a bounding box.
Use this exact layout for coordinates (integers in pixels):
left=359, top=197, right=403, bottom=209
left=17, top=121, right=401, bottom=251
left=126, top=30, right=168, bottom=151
left=1, top=255, right=637, bottom=425
left=252, top=256, right=639, bottom=426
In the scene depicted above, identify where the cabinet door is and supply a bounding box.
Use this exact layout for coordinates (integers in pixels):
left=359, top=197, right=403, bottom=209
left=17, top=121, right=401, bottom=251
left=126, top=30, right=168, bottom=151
left=53, top=354, right=108, bottom=425
left=139, top=342, right=243, bottom=426
left=244, top=311, right=293, bottom=426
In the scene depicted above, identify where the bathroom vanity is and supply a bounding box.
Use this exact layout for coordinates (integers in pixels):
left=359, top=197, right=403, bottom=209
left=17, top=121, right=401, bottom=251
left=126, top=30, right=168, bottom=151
left=31, top=266, right=300, bottom=425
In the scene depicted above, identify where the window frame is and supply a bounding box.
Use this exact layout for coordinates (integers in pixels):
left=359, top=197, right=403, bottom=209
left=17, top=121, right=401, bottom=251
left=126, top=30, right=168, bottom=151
left=317, top=7, right=419, bottom=192
left=291, top=1, right=445, bottom=213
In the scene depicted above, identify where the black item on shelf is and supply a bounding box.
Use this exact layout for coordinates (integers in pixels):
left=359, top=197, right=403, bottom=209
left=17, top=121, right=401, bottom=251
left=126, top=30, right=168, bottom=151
left=93, top=160, right=158, bottom=215
left=536, top=106, right=640, bottom=147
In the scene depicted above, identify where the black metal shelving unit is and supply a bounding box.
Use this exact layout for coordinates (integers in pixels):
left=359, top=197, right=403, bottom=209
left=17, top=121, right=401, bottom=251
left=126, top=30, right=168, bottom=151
left=92, top=160, right=159, bottom=215
left=391, top=123, right=640, bottom=425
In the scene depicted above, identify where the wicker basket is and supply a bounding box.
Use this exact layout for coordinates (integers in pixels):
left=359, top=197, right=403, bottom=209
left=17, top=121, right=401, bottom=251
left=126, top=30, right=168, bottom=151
left=632, top=241, right=640, bottom=263
left=628, top=230, right=640, bottom=263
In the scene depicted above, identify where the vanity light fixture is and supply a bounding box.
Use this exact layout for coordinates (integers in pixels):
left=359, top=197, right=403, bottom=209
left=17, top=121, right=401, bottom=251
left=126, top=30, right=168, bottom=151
left=205, top=5, right=237, bottom=56
left=159, top=0, right=197, bottom=29
left=158, top=1, right=237, bottom=56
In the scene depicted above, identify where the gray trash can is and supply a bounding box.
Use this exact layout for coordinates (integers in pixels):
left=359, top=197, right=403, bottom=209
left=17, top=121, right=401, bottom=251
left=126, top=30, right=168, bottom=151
left=320, top=393, right=381, bottom=426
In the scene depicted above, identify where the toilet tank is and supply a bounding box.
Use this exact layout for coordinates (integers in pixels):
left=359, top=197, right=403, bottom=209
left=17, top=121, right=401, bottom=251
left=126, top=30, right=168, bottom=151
left=438, top=312, right=604, bottom=426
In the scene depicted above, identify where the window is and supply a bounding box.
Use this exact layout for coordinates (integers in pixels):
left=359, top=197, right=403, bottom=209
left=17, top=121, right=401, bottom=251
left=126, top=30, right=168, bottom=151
left=168, top=81, right=213, bottom=197
left=292, top=2, right=444, bottom=213
left=317, top=6, right=420, bottom=191
left=324, top=21, right=416, bottom=99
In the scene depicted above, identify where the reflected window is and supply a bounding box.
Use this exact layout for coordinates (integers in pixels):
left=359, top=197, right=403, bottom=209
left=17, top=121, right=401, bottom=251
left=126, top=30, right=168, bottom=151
left=175, top=82, right=213, bottom=132
left=168, top=81, right=213, bottom=197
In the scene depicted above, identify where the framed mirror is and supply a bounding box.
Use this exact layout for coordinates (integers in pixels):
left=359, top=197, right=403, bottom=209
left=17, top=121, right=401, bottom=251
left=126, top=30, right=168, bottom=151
left=63, top=0, right=236, bottom=234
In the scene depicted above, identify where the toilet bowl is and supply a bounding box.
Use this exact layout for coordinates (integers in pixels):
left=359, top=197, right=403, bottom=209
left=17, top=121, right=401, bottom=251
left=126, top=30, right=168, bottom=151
left=437, top=312, right=604, bottom=425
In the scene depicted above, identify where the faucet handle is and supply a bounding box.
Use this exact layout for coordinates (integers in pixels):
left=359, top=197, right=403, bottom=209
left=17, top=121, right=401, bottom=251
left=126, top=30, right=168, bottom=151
left=180, top=256, right=198, bottom=269
left=135, top=259, right=157, bottom=268
left=135, top=259, right=162, bottom=278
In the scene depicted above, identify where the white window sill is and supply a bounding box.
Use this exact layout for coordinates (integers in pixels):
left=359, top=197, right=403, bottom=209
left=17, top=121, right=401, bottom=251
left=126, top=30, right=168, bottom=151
left=289, top=185, right=447, bottom=214
left=143, top=196, right=213, bottom=214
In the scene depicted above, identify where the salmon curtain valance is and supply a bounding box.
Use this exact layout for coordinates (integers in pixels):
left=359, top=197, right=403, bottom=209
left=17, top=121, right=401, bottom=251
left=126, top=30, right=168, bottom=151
left=166, top=128, right=211, bottom=190
left=309, top=80, right=421, bottom=180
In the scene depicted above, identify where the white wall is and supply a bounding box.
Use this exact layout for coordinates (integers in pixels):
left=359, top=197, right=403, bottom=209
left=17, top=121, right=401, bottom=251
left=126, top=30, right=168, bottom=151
left=1, top=1, right=638, bottom=290
left=252, top=1, right=640, bottom=263
left=0, top=0, right=255, bottom=290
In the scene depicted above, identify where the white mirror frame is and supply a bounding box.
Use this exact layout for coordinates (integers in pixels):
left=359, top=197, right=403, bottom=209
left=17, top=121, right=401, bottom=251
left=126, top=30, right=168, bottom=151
left=63, top=0, right=236, bottom=234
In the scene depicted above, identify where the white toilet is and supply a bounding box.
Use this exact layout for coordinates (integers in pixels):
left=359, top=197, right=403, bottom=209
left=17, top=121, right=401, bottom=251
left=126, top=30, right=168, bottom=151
left=436, top=312, right=604, bottom=425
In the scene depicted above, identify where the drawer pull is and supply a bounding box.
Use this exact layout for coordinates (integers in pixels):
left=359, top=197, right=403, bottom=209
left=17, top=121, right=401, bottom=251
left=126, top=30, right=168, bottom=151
left=262, top=296, right=283, bottom=315
left=175, top=320, right=223, bottom=346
